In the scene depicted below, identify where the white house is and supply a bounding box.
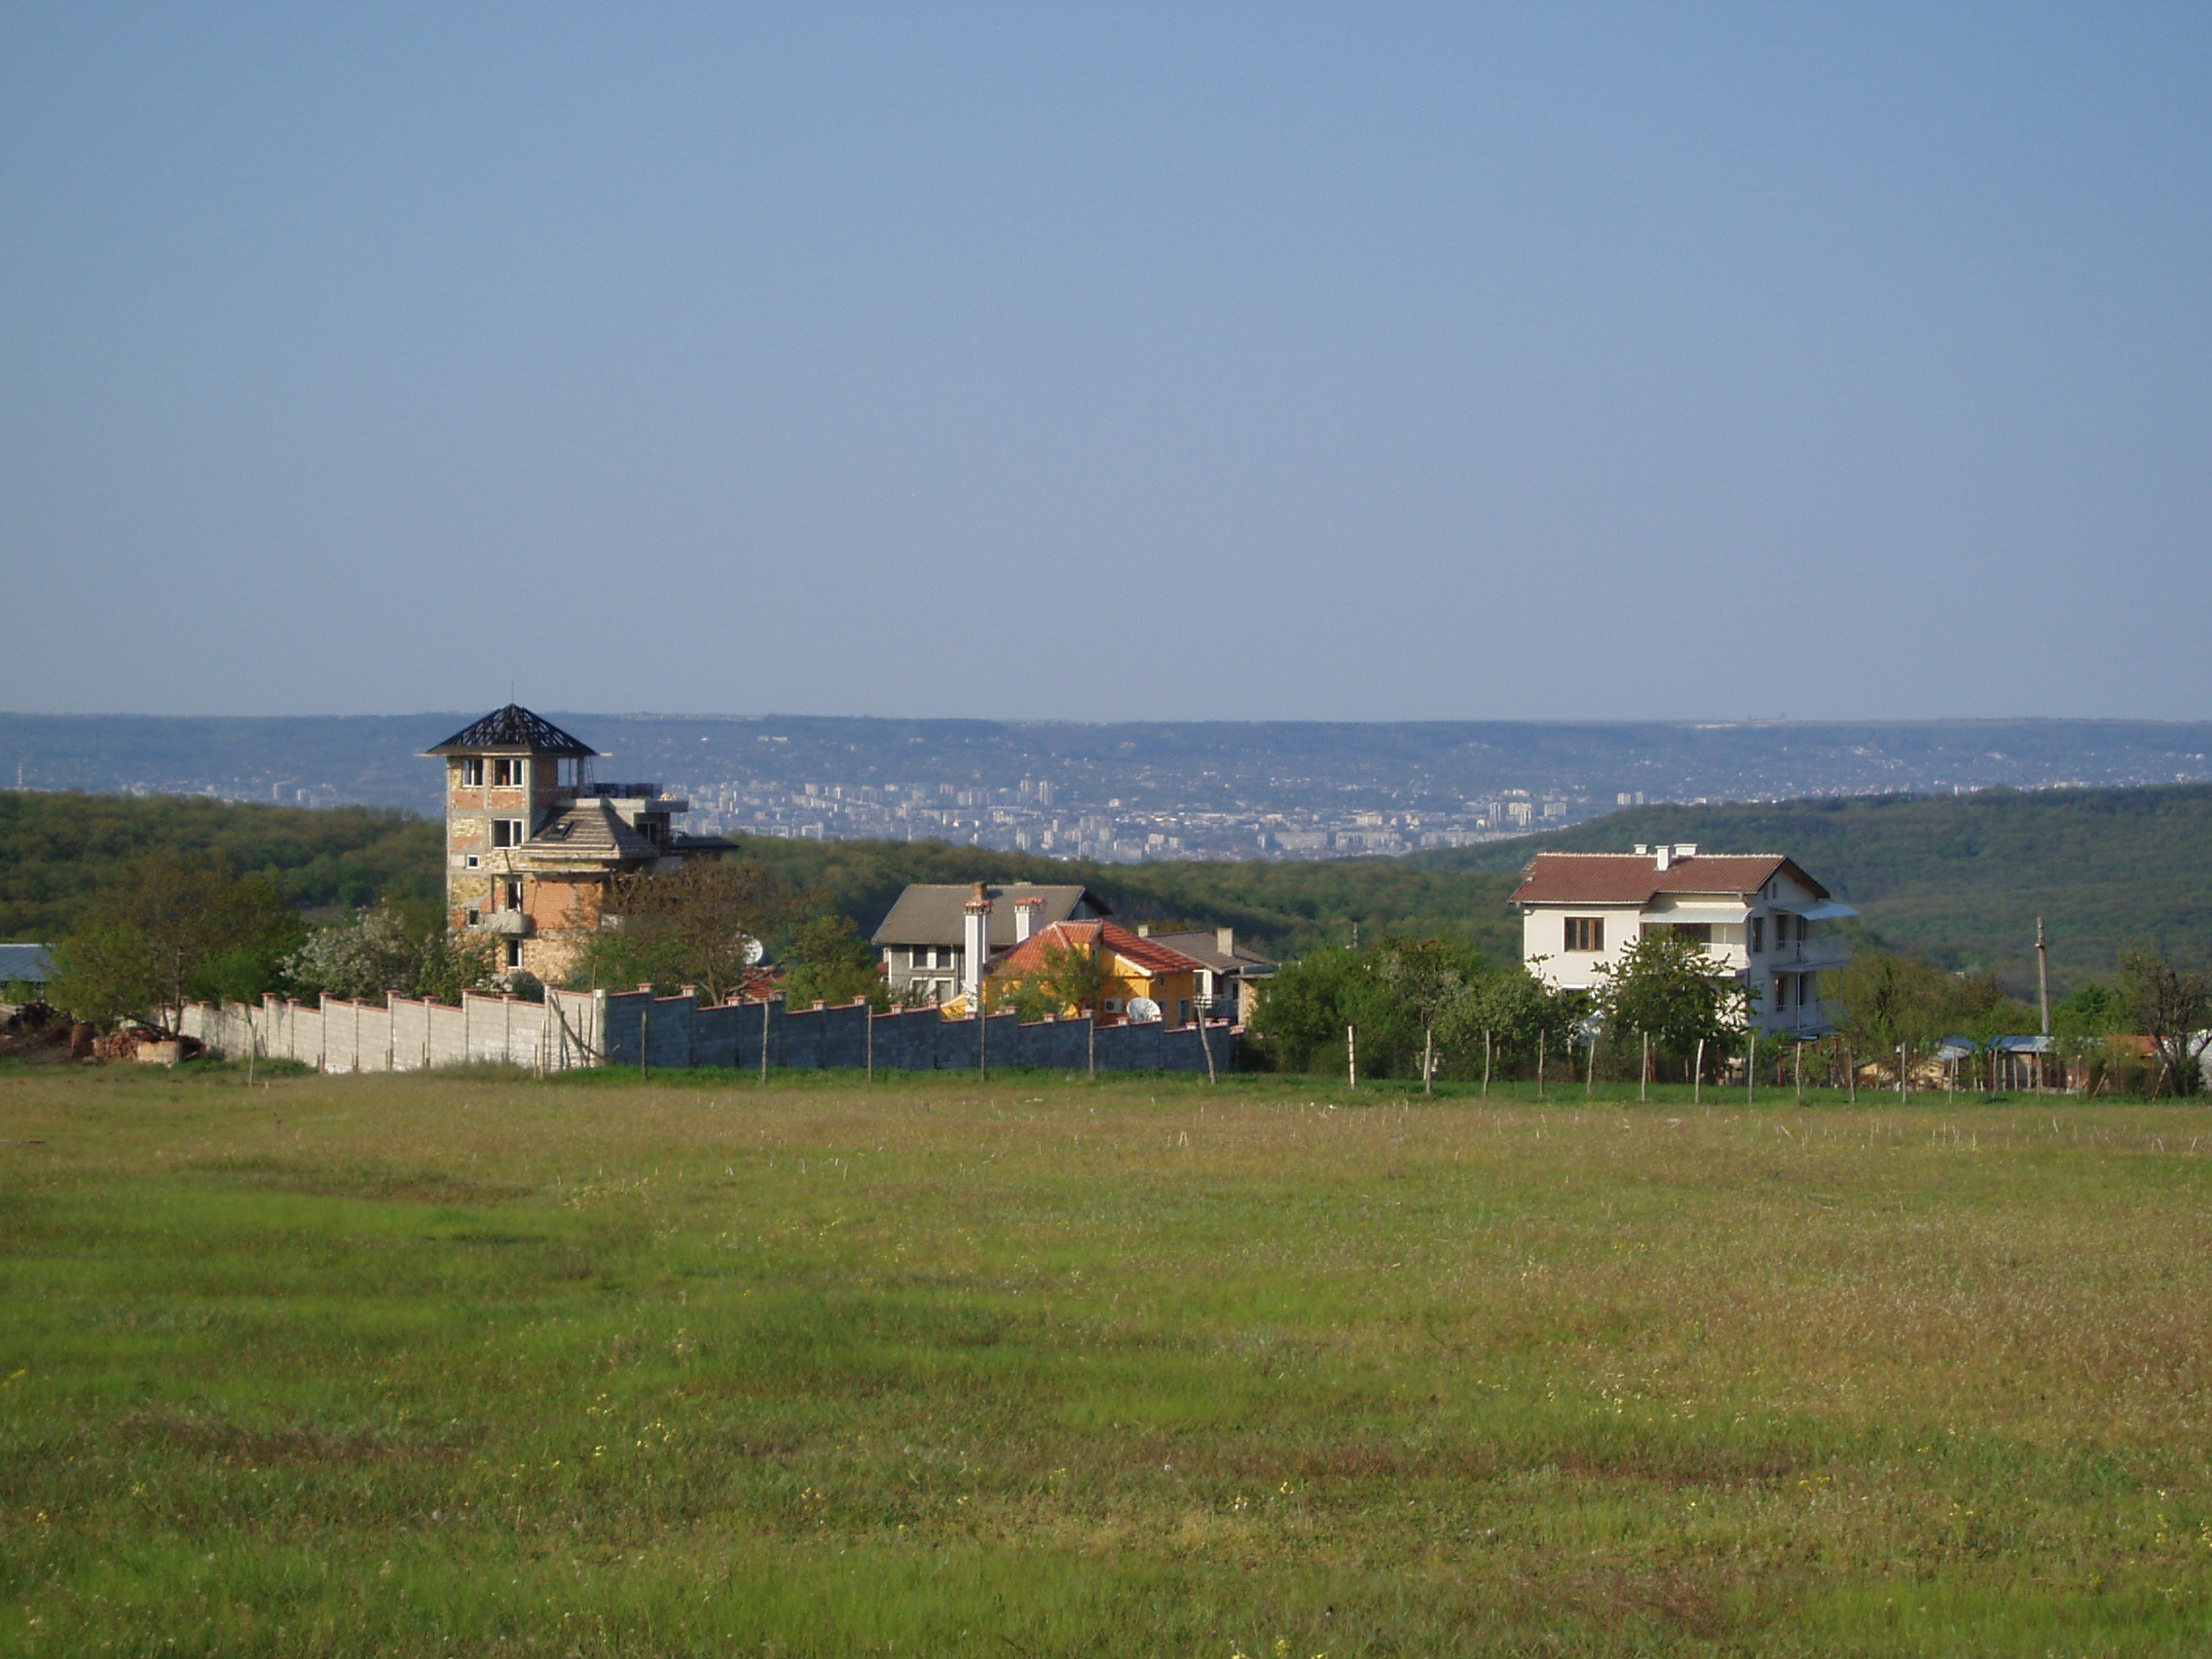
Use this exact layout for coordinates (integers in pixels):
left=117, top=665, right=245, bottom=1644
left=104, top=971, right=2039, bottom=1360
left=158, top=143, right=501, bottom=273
left=1510, top=843, right=1855, bottom=1036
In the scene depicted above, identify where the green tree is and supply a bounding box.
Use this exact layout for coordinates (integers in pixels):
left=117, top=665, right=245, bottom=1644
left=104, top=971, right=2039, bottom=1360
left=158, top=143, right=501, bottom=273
left=47, top=851, right=303, bottom=1033
left=2052, top=981, right=2127, bottom=1037
left=1250, top=945, right=1430, bottom=1078
left=781, top=911, right=888, bottom=1011
left=1835, top=950, right=1957, bottom=1088
left=1592, top=930, right=1749, bottom=1082
left=1439, top=965, right=1582, bottom=1080
left=571, top=861, right=802, bottom=1002
left=995, top=934, right=1109, bottom=1019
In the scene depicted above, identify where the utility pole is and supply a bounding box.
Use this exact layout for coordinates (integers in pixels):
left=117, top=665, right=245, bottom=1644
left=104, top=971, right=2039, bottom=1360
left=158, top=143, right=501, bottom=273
left=2036, top=917, right=2050, bottom=1038
left=1422, top=1026, right=1433, bottom=1096
left=1346, top=1024, right=1357, bottom=1091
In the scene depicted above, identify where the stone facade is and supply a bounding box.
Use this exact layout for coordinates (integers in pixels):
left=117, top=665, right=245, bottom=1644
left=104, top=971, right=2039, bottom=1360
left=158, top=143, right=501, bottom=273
left=424, top=704, right=731, bottom=986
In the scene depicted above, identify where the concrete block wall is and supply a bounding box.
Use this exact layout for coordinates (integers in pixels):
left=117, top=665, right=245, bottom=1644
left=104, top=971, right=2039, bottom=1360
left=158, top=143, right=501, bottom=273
left=596, top=990, right=1233, bottom=1075
left=179, top=986, right=1230, bottom=1076
left=181, top=986, right=609, bottom=1073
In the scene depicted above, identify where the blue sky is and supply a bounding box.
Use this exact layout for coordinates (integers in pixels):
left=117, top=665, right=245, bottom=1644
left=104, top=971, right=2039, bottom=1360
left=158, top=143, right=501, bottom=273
left=4, top=5, right=2205, bottom=719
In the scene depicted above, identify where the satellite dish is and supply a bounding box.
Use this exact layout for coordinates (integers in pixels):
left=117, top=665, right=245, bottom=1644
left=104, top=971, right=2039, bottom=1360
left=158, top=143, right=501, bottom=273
left=1126, top=996, right=1161, bottom=1024
left=740, top=936, right=765, bottom=966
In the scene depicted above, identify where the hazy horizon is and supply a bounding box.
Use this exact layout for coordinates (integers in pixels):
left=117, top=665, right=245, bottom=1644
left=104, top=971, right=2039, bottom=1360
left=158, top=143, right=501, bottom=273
left=6, top=6, right=2206, bottom=722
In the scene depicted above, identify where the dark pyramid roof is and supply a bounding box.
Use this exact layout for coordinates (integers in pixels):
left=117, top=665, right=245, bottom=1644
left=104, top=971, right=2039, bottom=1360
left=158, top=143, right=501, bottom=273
left=423, top=704, right=597, bottom=757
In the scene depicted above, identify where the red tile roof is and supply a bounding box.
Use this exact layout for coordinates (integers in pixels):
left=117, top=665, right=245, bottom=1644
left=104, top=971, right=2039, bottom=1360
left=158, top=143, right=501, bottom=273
left=1510, top=852, right=1826, bottom=906
left=993, top=919, right=1206, bottom=979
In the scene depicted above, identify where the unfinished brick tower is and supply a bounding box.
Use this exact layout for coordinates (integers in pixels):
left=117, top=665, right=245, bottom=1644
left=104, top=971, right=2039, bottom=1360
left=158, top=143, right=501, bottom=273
left=424, top=704, right=730, bottom=986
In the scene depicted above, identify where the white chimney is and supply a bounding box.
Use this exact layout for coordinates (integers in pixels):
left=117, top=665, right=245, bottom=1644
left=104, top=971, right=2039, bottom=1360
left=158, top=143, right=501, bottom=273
left=961, top=883, right=992, bottom=1002
left=1632, top=844, right=1647, bottom=856
left=1216, top=927, right=1235, bottom=957
left=1014, top=896, right=1043, bottom=942
left=1653, top=845, right=1671, bottom=871
left=1675, top=843, right=1697, bottom=860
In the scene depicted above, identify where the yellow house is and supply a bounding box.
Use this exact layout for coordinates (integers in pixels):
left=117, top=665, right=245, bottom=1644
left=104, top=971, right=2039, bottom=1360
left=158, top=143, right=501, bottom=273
left=988, top=919, right=1207, bottom=1028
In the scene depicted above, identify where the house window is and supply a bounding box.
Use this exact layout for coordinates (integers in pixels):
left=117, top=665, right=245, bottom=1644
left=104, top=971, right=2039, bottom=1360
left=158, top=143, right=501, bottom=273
left=505, top=939, right=523, bottom=969
left=1177, top=998, right=1193, bottom=1026
left=464, top=853, right=480, bottom=869
left=464, top=906, right=481, bottom=927
left=1564, top=916, right=1604, bottom=952
left=460, top=757, right=484, bottom=788
left=492, top=819, right=526, bottom=847
left=1750, top=916, right=1764, bottom=953
left=1670, top=923, right=1714, bottom=945
left=493, top=757, right=525, bottom=788
left=502, top=878, right=524, bottom=911
left=1775, top=973, right=1794, bottom=1009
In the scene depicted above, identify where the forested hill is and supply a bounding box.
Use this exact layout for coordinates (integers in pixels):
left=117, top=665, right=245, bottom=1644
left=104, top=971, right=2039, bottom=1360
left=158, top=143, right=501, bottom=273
left=7, top=784, right=2207, bottom=995
left=1420, top=783, right=2212, bottom=989
left=0, top=792, right=441, bottom=940
left=721, top=835, right=1524, bottom=966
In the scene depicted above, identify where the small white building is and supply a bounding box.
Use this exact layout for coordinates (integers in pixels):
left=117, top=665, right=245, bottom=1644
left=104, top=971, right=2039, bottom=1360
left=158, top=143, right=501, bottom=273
left=1510, top=844, right=1855, bottom=1036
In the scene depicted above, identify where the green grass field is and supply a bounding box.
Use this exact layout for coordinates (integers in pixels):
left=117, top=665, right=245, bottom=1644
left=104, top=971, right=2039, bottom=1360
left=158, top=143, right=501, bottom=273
left=4, top=1063, right=2210, bottom=1656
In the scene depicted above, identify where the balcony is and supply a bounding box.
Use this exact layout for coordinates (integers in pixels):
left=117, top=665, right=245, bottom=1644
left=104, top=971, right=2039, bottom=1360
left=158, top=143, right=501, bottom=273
left=475, top=911, right=535, bottom=938
left=1768, top=939, right=1852, bottom=973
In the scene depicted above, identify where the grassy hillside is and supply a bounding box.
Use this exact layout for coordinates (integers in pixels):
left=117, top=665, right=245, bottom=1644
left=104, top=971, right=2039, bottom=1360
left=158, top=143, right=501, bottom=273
left=1425, top=783, right=2212, bottom=991
left=0, top=791, right=442, bottom=940
left=5, top=1068, right=2208, bottom=1654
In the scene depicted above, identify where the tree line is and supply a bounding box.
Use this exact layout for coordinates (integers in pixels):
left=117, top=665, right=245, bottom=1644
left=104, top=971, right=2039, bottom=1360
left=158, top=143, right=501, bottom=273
left=1245, top=935, right=2211, bottom=1097
left=26, top=850, right=888, bottom=1035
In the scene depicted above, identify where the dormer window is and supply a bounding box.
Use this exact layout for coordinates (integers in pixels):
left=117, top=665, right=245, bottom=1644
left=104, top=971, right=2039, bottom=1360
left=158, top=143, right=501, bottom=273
left=460, top=757, right=484, bottom=788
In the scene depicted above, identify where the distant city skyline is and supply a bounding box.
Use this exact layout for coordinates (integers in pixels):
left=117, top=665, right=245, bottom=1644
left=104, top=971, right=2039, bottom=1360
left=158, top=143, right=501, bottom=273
left=4, top=7, right=2207, bottom=720
left=7, top=710, right=2207, bottom=866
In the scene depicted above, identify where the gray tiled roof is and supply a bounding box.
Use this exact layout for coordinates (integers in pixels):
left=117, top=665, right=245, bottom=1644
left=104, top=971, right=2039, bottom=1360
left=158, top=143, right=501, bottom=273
left=871, top=884, right=1108, bottom=948
left=520, top=799, right=660, bottom=862
left=1145, top=932, right=1278, bottom=977
left=0, top=943, right=55, bottom=984
left=424, top=704, right=597, bottom=757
